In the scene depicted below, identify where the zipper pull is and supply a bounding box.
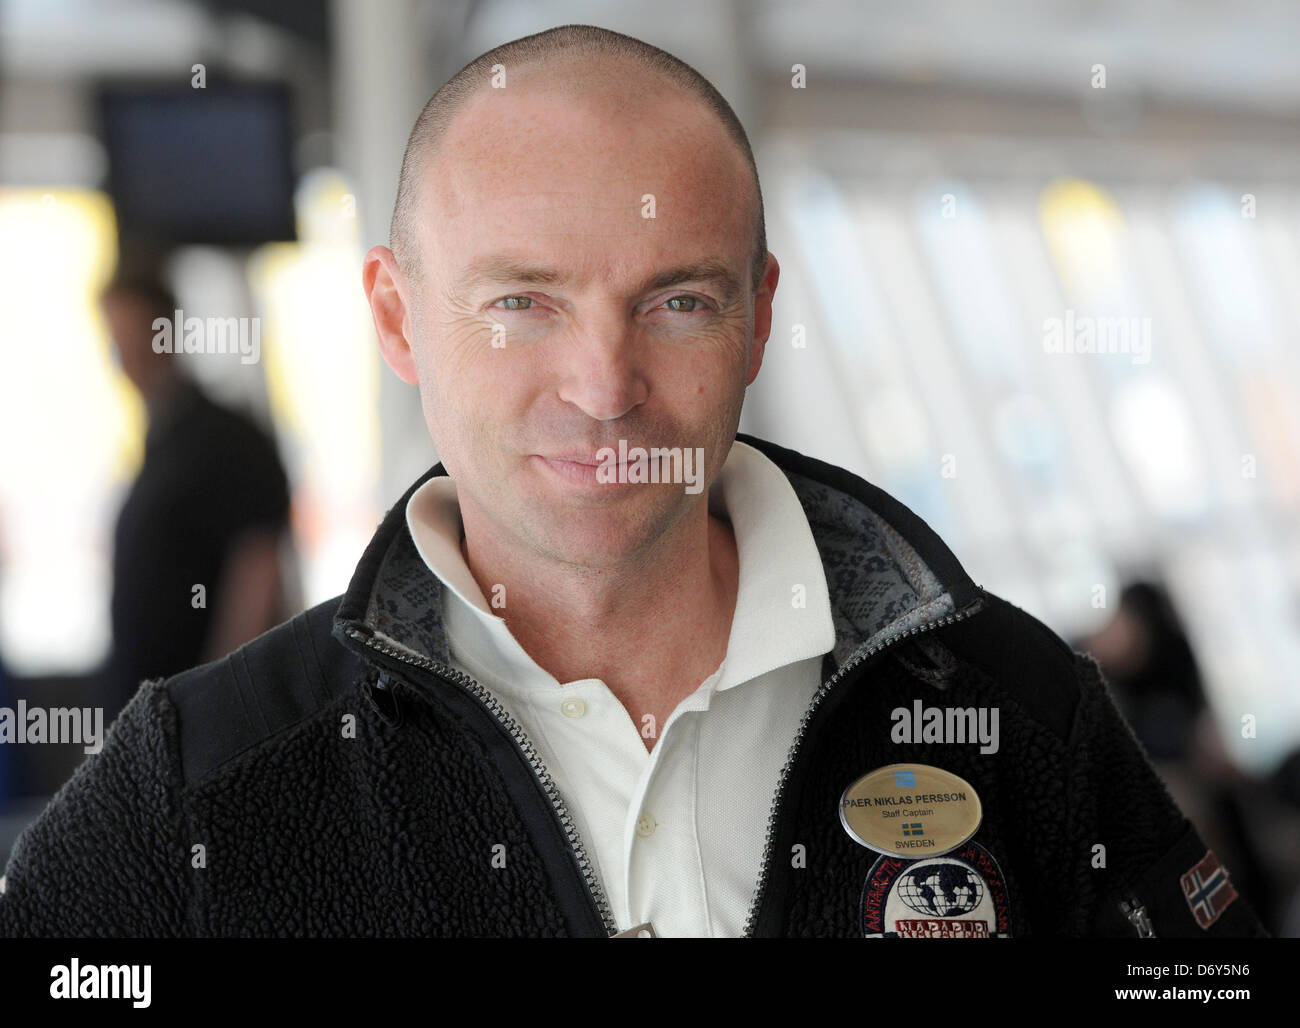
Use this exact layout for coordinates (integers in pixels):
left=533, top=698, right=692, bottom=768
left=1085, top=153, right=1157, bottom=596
left=368, top=670, right=402, bottom=726
left=1119, top=895, right=1156, bottom=938
left=610, top=922, right=657, bottom=938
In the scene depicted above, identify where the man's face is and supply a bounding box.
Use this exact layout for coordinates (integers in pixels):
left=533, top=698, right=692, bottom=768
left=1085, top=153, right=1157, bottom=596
left=397, top=71, right=773, bottom=570
left=101, top=291, right=160, bottom=396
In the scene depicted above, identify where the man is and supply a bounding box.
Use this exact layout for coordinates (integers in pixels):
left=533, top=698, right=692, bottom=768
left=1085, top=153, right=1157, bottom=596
left=0, top=25, right=1267, bottom=938
left=96, top=273, right=293, bottom=723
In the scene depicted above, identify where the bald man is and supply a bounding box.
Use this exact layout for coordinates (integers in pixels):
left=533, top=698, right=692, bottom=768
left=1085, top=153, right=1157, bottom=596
left=0, top=25, right=1267, bottom=939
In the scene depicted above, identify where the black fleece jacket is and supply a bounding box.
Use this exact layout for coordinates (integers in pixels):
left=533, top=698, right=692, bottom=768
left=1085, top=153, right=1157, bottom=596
left=0, top=434, right=1269, bottom=937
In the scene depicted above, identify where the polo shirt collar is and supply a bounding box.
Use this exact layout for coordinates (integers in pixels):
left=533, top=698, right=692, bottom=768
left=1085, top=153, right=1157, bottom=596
left=404, top=440, right=836, bottom=694
left=332, top=432, right=986, bottom=688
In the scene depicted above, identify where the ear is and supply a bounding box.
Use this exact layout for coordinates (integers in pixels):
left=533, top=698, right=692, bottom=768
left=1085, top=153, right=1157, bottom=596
left=363, top=245, right=420, bottom=385
left=746, top=251, right=780, bottom=386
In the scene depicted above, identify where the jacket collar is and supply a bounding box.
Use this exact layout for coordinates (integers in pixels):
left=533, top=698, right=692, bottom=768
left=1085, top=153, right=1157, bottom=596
left=332, top=432, right=985, bottom=676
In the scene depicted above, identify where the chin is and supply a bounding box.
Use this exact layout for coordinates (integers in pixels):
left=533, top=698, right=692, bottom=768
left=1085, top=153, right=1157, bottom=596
left=537, top=497, right=684, bottom=567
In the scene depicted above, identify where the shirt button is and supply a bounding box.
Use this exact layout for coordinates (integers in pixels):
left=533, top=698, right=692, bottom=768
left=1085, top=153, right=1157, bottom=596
left=636, top=813, right=657, bottom=838
left=561, top=697, right=586, bottom=718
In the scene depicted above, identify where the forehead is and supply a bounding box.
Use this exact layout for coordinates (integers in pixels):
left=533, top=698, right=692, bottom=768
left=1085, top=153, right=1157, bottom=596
left=418, top=71, right=752, bottom=288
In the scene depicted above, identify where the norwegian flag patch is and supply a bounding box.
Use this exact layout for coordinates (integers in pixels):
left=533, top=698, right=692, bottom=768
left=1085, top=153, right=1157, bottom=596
left=1180, top=849, right=1238, bottom=929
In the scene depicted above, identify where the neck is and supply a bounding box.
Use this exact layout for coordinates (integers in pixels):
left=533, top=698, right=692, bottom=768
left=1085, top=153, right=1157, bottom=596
left=142, top=371, right=185, bottom=423
left=458, top=498, right=739, bottom=725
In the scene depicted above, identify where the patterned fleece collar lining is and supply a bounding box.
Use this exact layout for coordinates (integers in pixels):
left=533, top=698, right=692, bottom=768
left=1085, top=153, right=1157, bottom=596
left=345, top=441, right=979, bottom=676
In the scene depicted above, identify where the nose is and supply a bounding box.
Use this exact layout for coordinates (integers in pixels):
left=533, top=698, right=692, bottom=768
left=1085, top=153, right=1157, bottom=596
left=555, top=308, right=649, bottom=421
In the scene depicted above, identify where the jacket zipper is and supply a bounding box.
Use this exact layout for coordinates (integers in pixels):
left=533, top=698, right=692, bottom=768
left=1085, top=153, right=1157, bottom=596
left=343, top=625, right=620, bottom=936
left=349, top=591, right=985, bottom=939
left=741, top=593, right=986, bottom=937
left=1119, top=895, right=1156, bottom=938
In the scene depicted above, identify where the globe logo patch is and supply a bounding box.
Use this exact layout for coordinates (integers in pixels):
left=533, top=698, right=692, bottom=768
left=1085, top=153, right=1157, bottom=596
left=861, top=841, right=1012, bottom=938
left=897, top=862, right=983, bottom=917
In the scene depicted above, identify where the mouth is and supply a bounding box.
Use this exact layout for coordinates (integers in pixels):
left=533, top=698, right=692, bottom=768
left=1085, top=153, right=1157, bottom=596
left=532, top=454, right=633, bottom=488
left=542, top=453, right=609, bottom=466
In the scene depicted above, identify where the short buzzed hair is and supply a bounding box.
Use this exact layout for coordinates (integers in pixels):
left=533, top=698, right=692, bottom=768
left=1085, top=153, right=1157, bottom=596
left=390, top=24, right=767, bottom=292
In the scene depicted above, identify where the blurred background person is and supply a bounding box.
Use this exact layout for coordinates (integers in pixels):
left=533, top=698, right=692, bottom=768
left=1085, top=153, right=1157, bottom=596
left=1079, top=580, right=1285, bottom=936
left=96, top=268, right=293, bottom=720
left=1081, top=581, right=1211, bottom=761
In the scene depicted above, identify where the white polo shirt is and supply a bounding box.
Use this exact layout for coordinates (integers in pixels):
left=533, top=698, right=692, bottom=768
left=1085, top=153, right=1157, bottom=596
left=404, top=440, right=836, bottom=937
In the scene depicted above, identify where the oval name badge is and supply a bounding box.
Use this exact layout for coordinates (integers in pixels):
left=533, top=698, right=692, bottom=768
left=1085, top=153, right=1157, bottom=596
left=839, top=763, right=982, bottom=857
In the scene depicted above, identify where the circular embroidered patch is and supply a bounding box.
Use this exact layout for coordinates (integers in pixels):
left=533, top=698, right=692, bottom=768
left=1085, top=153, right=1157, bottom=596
left=860, top=841, right=1013, bottom=938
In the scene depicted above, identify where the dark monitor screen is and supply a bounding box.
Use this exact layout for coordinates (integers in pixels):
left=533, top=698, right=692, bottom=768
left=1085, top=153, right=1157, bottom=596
left=100, top=83, right=297, bottom=246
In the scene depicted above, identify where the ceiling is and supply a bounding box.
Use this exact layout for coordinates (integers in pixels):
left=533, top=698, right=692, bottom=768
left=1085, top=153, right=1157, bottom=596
left=3, top=0, right=1298, bottom=114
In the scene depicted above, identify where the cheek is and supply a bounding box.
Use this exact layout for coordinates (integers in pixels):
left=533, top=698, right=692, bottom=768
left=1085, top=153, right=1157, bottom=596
left=428, top=309, right=496, bottom=377
left=417, top=367, right=518, bottom=484
left=410, top=312, right=488, bottom=427
left=667, top=342, right=747, bottom=403
left=670, top=314, right=752, bottom=370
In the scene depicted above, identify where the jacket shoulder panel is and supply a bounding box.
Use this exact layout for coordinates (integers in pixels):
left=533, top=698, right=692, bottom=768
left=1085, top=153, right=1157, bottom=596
left=167, top=595, right=367, bottom=788
left=0, top=679, right=192, bottom=936
left=932, top=588, right=1081, bottom=740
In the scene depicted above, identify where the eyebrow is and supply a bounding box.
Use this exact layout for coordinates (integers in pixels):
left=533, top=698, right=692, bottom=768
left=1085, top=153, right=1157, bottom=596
left=456, top=256, right=743, bottom=306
